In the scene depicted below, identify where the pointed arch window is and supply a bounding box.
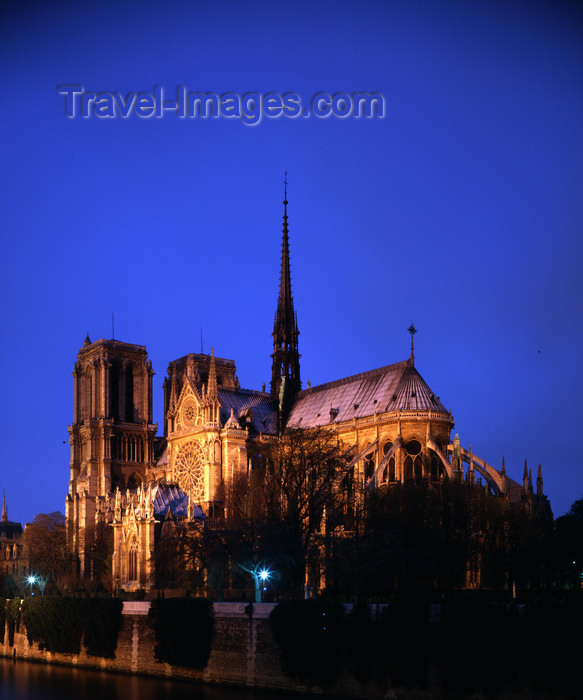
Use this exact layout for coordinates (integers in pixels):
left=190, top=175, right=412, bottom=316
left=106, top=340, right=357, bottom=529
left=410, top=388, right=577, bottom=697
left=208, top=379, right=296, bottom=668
left=404, top=456, right=413, bottom=480
left=388, top=457, right=396, bottom=482
left=414, top=455, right=423, bottom=479
left=125, top=365, right=134, bottom=422
left=127, top=472, right=142, bottom=491
left=110, top=363, right=120, bottom=420
left=363, top=452, right=375, bottom=482
left=128, top=537, right=138, bottom=582
left=431, top=455, right=440, bottom=480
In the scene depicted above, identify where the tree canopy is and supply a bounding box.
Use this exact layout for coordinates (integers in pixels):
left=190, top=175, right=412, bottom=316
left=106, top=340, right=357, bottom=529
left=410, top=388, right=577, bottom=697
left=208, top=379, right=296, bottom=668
left=22, top=511, right=68, bottom=591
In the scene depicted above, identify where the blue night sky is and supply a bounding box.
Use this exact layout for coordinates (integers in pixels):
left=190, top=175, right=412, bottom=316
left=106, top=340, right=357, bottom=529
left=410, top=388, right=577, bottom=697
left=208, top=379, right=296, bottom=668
left=1, top=0, right=582, bottom=524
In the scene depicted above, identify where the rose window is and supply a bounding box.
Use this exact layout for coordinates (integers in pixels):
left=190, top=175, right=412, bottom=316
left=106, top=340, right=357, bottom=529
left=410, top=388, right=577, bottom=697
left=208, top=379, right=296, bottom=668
left=174, top=441, right=205, bottom=502
left=182, top=398, right=198, bottom=428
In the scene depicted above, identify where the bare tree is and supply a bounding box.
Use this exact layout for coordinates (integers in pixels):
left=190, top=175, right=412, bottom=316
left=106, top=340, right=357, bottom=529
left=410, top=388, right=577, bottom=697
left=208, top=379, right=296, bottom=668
left=22, top=511, right=68, bottom=592
left=256, top=426, right=350, bottom=595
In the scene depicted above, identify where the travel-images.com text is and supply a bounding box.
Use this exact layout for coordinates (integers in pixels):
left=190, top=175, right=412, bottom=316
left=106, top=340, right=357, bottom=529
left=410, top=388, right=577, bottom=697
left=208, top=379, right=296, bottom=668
left=57, top=86, right=385, bottom=125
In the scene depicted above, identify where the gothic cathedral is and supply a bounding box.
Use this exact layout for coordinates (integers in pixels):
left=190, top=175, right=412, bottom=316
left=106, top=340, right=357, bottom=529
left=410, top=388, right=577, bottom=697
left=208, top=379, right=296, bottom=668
left=66, top=185, right=550, bottom=590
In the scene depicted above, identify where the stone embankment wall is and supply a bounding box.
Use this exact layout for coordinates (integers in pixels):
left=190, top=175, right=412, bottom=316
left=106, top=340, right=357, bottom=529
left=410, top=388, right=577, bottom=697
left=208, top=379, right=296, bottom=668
left=0, top=602, right=373, bottom=698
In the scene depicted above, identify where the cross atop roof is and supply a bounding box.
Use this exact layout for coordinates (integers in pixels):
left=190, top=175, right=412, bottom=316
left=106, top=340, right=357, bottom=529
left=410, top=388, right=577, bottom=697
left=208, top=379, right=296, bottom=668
left=408, top=323, right=417, bottom=364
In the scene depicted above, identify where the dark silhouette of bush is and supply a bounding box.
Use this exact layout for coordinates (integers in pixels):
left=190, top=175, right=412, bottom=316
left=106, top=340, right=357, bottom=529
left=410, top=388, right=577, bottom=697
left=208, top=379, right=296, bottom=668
left=269, top=599, right=345, bottom=688
left=81, top=598, right=123, bottom=658
left=149, top=598, right=214, bottom=669
left=344, top=603, right=374, bottom=686
left=375, top=602, right=430, bottom=690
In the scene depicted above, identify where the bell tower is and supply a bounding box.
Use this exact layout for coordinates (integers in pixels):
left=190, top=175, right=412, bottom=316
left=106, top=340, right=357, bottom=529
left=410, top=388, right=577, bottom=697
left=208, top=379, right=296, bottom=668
left=270, top=174, right=301, bottom=428
left=66, top=336, right=157, bottom=578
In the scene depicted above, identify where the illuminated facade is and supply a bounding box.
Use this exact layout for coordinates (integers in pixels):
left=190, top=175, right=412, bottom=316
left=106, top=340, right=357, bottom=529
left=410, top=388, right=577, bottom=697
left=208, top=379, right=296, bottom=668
left=66, top=188, right=550, bottom=591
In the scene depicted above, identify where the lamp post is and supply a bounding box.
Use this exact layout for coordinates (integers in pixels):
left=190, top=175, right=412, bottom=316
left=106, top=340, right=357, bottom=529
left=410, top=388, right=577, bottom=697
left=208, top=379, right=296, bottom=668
left=239, top=562, right=275, bottom=603
left=27, top=574, right=37, bottom=596
left=257, top=568, right=270, bottom=602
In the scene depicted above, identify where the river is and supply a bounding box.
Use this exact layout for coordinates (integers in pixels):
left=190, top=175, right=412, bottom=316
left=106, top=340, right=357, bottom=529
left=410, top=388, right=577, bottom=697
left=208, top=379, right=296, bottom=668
left=0, top=657, right=309, bottom=700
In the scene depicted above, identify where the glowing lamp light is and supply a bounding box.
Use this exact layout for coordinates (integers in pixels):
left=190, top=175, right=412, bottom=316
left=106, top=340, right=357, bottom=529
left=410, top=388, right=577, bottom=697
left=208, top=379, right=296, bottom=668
left=27, top=574, right=38, bottom=596
left=259, top=569, right=270, bottom=582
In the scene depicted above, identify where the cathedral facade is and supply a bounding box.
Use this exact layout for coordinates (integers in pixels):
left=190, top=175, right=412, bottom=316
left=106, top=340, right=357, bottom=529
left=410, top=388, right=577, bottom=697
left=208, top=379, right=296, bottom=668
left=66, top=188, right=550, bottom=592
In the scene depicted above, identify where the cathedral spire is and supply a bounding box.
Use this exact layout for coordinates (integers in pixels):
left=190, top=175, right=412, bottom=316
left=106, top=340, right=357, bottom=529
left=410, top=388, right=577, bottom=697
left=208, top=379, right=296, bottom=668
left=277, top=173, right=293, bottom=333
left=1, top=491, right=7, bottom=522
left=271, top=174, right=301, bottom=420
left=536, top=464, right=543, bottom=495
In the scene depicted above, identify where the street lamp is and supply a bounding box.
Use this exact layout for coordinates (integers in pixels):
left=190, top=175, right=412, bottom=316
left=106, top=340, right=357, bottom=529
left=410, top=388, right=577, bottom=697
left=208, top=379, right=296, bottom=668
left=27, top=574, right=38, bottom=596
left=257, top=568, right=271, bottom=602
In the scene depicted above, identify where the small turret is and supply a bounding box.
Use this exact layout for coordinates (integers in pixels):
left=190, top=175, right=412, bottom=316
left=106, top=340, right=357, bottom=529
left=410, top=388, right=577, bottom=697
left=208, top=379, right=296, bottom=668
left=204, top=349, right=220, bottom=426
left=207, top=348, right=218, bottom=402
left=500, top=456, right=509, bottom=497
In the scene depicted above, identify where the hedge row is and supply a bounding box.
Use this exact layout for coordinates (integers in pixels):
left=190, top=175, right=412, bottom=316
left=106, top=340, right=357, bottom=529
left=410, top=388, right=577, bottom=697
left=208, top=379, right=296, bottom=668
left=269, top=600, right=582, bottom=697
left=2, top=596, right=216, bottom=669
left=8, top=597, right=124, bottom=658
left=268, top=601, right=432, bottom=690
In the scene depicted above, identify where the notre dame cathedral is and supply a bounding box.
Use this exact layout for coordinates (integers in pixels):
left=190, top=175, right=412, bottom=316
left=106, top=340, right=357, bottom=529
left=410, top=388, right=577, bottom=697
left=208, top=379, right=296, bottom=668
left=66, top=185, right=551, bottom=592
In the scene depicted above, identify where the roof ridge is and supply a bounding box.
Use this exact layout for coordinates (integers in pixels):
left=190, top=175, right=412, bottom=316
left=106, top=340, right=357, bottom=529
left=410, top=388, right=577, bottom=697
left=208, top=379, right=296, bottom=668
left=218, top=387, right=272, bottom=397
left=299, top=359, right=411, bottom=395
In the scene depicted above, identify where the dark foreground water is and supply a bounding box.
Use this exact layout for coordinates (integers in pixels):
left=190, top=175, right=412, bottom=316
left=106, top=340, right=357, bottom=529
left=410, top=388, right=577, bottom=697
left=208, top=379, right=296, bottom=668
left=0, top=657, right=310, bottom=700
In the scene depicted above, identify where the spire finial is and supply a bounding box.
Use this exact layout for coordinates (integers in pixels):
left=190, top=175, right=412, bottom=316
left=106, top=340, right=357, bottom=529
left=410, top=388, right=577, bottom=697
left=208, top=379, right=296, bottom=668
left=282, top=171, right=289, bottom=231
left=1, top=491, right=7, bottom=523
left=408, top=323, right=417, bottom=364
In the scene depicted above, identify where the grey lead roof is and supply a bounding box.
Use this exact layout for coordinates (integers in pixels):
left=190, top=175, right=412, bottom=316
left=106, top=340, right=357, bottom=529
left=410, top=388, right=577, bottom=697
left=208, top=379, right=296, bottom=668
left=153, top=483, right=205, bottom=518
left=153, top=484, right=189, bottom=518
left=288, top=359, right=449, bottom=428
left=218, top=389, right=278, bottom=435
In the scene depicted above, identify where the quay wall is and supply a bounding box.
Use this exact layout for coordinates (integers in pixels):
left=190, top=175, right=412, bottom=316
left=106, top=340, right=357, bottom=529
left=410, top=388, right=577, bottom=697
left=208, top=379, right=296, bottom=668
left=2, top=600, right=576, bottom=699
left=0, top=602, right=376, bottom=698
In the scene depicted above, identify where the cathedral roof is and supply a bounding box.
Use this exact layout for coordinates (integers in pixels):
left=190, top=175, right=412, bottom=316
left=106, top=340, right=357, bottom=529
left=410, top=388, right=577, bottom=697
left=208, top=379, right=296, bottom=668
left=288, top=359, right=449, bottom=428
left=152, top=483, right=205, bottom=518
left=0, top=521, right=23, bottom=540
left=218, top=389, right=278, bottom=435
